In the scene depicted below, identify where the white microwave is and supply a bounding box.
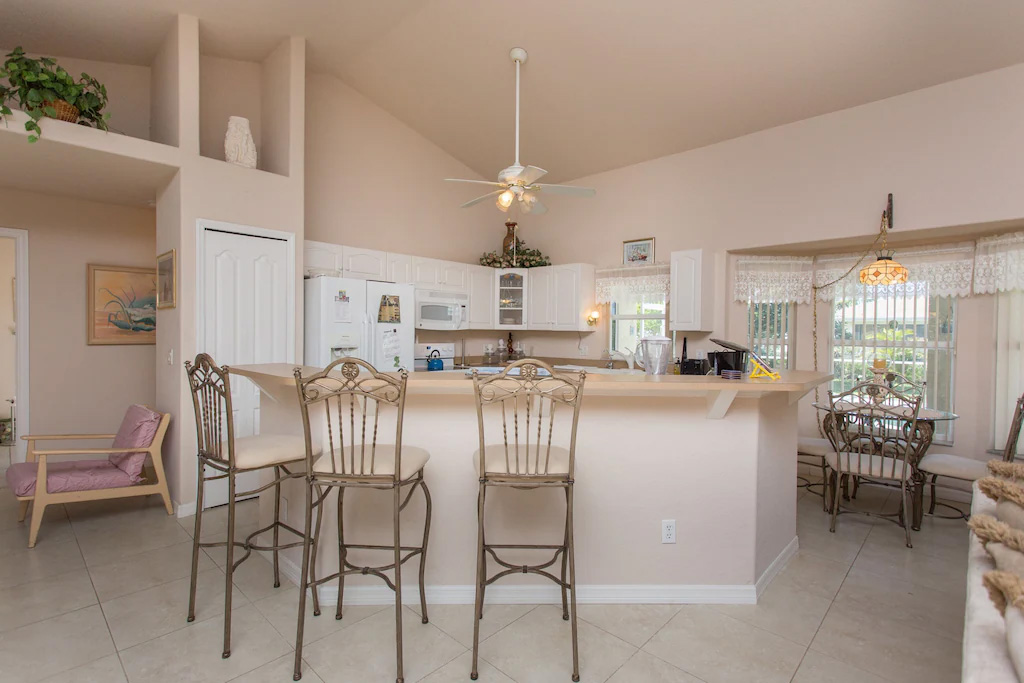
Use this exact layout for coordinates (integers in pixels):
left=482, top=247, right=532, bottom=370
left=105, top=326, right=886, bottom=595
left=415, top=290, right=469, bottom=330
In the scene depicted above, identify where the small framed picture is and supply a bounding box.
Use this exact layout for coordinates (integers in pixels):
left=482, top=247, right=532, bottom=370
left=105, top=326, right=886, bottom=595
left=156, top=249, right=176, bottom=310
left=623, top=237, right=655, bottom=264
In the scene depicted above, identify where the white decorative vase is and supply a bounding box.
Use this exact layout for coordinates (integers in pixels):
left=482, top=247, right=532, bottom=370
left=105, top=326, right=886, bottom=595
left=224, top=116, right=257, bottom=169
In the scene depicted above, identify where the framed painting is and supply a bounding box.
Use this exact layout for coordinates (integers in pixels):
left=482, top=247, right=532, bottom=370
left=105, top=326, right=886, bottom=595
left=87, top=264, right=157, bottom=345
left=156, top=249, right=176, bottom=309
left=623, top=237, right=655, bottom=264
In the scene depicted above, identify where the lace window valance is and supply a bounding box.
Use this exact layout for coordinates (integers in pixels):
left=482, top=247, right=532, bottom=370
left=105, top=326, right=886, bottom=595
left=974, top=231, right=1024, bottom=294
left=814, top=242, right=975, bottom=301
left=732, top=255, right=814, bottom=304
left=595, top=263, right=671, bottom=304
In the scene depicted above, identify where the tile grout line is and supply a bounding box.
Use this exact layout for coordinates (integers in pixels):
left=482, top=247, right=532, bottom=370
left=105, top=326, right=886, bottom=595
left=70, top=503, right=133, bottom=683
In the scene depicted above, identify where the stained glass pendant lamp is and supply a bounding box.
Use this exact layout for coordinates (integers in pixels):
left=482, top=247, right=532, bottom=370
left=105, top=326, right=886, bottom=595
left=859, top=194, right=908, bottom=286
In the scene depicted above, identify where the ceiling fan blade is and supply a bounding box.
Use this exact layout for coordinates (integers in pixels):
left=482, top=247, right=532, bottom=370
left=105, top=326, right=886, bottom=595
left=514, top=165, right=548, bottom=185
left=532, top=183, right=597, bottom=197
left=528, top=197, right=548, bottom=215
left=460, top=190, right=503, bottom=208
left=445, top=178, right=507, bottom=188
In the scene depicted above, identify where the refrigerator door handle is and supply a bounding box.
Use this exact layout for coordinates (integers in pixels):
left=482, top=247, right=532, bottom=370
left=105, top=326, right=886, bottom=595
left=364, top=311, right=373, bottom=367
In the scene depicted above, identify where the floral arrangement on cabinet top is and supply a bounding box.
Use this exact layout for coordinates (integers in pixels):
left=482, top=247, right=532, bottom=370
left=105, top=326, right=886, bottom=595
left=479, top=220, right=551, bottom=268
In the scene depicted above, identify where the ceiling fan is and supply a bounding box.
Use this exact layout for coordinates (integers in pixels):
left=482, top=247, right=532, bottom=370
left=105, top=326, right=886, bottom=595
left=445, top=47, right=596, bottom=215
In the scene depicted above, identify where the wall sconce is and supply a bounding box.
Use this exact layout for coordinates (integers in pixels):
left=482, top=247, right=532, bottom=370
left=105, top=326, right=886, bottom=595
left=586, top=309, right=600, bottom=326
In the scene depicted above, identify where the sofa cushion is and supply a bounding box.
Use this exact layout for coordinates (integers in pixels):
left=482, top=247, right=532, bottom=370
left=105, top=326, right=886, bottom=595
left=979, top=477, right=1024, bottom=531
left=109, top=405, right=162, bottom=483
left=5, top=459, right=134, bottom=497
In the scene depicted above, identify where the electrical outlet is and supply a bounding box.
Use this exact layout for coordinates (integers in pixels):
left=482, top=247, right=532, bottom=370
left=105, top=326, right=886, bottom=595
left=167, top=349, right=174, bottom=366
left=661, top=519, right=676, bottom=544
left=579, top=344, right=589, bottom=356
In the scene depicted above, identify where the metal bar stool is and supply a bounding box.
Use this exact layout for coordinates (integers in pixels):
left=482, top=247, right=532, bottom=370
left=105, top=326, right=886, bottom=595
left=469, top=359, right=586, bottom=682
left=292, top=357, right=432, bottom=683
left=184, top=353, right=309, bottom=658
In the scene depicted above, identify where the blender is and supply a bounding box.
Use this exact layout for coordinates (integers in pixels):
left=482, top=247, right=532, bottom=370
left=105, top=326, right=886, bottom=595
left=637, top=335, right=672, bottom=375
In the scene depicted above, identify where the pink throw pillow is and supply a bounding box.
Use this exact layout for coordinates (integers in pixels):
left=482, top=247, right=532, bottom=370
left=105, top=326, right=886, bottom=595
left=108, top=405, right=162, bottom=483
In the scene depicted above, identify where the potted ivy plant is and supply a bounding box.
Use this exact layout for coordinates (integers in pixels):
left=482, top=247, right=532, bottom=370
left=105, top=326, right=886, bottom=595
left=0, top=47, right=110, bottom=143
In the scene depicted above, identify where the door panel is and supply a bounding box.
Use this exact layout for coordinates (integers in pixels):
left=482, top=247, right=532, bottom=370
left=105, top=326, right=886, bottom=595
left=202, top=228, right=291, bottom=509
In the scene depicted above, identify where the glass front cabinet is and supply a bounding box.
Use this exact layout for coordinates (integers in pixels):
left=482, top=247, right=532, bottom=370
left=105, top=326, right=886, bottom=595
left=495, top=268, right=528, bottom=329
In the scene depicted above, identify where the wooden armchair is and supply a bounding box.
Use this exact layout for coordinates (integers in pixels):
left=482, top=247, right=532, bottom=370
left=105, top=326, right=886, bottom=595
left=6, top=406, right=172, bottom=547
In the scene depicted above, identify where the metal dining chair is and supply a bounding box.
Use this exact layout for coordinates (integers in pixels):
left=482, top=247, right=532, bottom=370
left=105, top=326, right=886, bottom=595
left=917, top=392, right=1024, bottom=518
left=823, top=380, right=924, bottom=547
left=469, top=359, right=586, bottom=682
left=184, top=353, right=308, bottom=658
left=291, top=357, right=432, bottom=683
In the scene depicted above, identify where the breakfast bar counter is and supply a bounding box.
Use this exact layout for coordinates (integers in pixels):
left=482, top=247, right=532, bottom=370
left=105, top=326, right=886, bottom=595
left=233, top=364, right=831, bottom=606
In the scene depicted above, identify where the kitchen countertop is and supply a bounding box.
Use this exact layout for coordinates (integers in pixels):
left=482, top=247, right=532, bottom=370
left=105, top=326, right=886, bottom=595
left=232, top=364, right=832, bottom=417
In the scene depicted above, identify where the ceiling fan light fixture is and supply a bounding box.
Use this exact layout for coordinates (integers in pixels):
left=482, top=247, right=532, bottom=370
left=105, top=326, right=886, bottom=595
left=497, top=189, right=515, bottom=209
left=859, top=249, right=908, bottom=286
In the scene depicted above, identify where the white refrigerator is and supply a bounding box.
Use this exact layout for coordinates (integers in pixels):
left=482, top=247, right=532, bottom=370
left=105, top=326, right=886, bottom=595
left=304, top=276, right=415, bottom=371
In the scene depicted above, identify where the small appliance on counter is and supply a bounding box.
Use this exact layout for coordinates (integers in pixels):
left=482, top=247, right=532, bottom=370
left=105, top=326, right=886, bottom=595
left=637, top=335, right=672, bottom=375
left=414, top=343, right=456, bottom=371
left=678, top=336, right=711, bottom=375
left=708, top=338, right=750, bottom=376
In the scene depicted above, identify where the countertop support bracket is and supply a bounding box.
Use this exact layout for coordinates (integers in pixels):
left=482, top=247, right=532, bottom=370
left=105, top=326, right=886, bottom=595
left=706, top=389, right=739, bottom=419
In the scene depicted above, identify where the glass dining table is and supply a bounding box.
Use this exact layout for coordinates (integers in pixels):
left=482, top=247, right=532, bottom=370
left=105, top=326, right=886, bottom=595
left=811, top=401, right=959, bottom=529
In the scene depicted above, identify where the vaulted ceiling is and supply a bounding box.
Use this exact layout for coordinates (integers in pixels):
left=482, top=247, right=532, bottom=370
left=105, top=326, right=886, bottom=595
left=4, top=0, right=1024, bottom=183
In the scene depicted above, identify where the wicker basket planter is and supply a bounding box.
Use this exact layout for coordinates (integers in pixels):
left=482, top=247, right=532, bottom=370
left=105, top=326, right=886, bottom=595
left=42, top=99, right=79, bottom=123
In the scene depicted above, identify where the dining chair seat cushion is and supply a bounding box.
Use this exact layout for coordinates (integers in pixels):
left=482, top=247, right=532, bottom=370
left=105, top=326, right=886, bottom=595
left=475, top=444, right=571, bottom=476
left=918, top=452, right=990, bottom=481
left=233, top=434, right=314, bottom=470
left=109, top=404, right=163, bottom=483
left=6, top=459, right=133, bottom=497
left=824, top=451, right=908, bottom=479
left=797, top=437, right=831, bottom=457
left=312, top=444, right=429, bottom=480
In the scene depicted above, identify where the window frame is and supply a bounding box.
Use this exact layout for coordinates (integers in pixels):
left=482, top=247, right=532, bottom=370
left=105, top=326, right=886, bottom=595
left=746, top=301, right=795, bottom=371
left=608, top=292, right=669, bottom=354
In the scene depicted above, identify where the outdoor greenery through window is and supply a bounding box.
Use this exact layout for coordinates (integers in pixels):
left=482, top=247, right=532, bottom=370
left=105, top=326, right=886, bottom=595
left=609, top=290, right=667, bottom=354
left=747, top=302, right=793, bottom=370
left=830, top=281, right=956, bottom=442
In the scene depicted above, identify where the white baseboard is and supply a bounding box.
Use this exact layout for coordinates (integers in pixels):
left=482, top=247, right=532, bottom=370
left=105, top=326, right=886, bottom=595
left=273, top=539, right=800, bottom=607
left=175, top=501, right=197, bottom=519
left=754, top=536, right=799, bottom=599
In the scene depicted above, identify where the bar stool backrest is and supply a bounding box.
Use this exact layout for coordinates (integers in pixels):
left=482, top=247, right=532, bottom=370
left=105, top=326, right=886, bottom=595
left=294, top=357, right=408, bottom=479
left=824, top=380, right=924, bottom=481
left=1002, top=393, right=1024, bottom=463
left=185, top=353, right=235, bottom=468
left=471, top=359, right=586, bottom=478
left=883, top=371, right=925, bottom=397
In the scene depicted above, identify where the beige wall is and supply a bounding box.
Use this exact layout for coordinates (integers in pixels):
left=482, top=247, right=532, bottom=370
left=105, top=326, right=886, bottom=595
left=0, top=187, right=156, bottom=437
left=0, top=239, right=14, bottom=419
left=199, top=54, right=262, bottom=162
left=304, top=73, right=497, bottom=263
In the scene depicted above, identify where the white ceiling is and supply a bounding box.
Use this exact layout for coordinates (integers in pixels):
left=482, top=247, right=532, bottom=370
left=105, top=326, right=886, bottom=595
left=4, top=1, right=1024, bottom=183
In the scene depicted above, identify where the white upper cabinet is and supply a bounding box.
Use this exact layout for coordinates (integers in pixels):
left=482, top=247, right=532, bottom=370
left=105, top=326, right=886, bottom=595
left=468, top=265, right=495, bottom=329
left=527, top=266, right=553, bottom=330
left=495, top=269, right=528, bottom=330
left=304, top=240, right=344, bottom=276
left=412, top=258, right=442, bottom=288
left=386, top=252, right=414, bottom=284
left=438, top=261, right=469, bottom=291
left=342, top=246, right=387, bottom=280
left=670, top=249, right=715, bottom=332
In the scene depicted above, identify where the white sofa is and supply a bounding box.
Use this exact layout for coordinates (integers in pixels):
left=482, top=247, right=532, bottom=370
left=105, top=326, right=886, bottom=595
left=963, top=480, right=1019, bottom=682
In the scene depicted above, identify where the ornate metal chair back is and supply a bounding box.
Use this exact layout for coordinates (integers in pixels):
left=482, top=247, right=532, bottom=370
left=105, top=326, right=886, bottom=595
left=824, top=380, right=924, bottom=481
left=471, top=359, right=586, bottom=478
left=294, top=357, right=408, bottom=480
left=882, top=371, right=925, bottom=397
left=185, top=353, right=235, bottom=467
left=1003, top=393, right=1024, bottom=463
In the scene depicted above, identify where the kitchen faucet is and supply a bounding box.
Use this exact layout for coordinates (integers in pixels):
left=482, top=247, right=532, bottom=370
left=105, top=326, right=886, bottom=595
left=608, top=348, right=637, bottom=370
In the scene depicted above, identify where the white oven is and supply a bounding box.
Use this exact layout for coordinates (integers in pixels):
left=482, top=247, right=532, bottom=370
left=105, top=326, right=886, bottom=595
left=415, top=290, right=469, bottom=330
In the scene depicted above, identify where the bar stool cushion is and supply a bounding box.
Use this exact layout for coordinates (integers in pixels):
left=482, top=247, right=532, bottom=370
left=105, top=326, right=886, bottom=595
left=475, top=444, right=571, bottom=476
left=797, top=437, right=832, bottom=457
left=312, top=444, right=429, bottom=480
left=824, top=451, right=908, bottom=479
left=6, top=459, right=133, bottom=497
left=233, top=434, right=313, bottom=470
left=919, top=452, right=990, bottom=482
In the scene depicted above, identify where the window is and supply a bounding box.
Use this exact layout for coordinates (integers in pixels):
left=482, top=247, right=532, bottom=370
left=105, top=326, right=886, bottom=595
left=747, top=302, right=794, bottom=370
left=995, top=289, right=1024, bottom=449
left=609, top=290, right=667, bottom=353
left=830, top=281, right=956, bottom=442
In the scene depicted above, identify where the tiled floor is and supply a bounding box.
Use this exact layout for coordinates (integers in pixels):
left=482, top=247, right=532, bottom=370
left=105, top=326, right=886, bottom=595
left=0, top=469, right=968, bottom=683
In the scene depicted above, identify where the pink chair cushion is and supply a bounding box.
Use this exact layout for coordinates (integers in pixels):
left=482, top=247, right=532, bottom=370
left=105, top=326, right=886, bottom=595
left=5, top=459, right=134, bottom=497
left=108, top=405, right=162, bottom=483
